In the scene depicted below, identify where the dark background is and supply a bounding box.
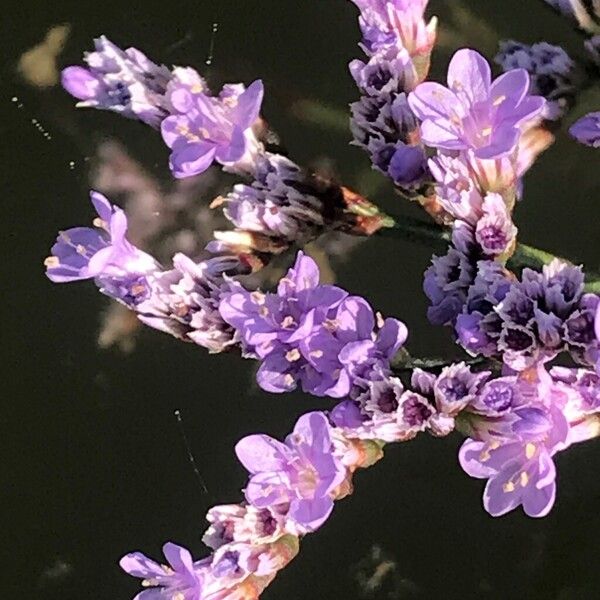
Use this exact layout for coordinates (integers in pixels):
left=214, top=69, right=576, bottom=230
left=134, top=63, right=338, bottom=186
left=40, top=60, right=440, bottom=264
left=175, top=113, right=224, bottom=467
left=2, top=1, right=600, bottom=598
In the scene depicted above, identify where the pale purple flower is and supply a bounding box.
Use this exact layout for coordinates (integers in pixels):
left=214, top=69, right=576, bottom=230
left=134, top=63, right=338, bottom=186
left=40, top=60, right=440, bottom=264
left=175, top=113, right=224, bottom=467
left=409, top=49, right=545, bottom=159
left=220, top=251, right=406, bottom=397
left=351, top=0, right=438, bottom=73
left=235, top=411, right=347, bottom=533
left=61, top=36, right=173, bottom=127
left=349, top=46, right=417, bottom=97
left=570, top=112, right=600, bottom=147
left=161, top=80, right=264, bottom=178
left=203, top=505, right=286, bottom=550
left=459, top=368, right=571, bottom=517
left=135, top=254, right=242, bottom=352
left=433, top=362, right=490, bottom=415
left=428, top=153, right=484, bottom=223
left=495, top=40, right=576, bottom=120
left=475, top=193, right=518, bottom=257
left=45, top=191, right=159, bottom=305
left=120, top=542, right=207, bottom=600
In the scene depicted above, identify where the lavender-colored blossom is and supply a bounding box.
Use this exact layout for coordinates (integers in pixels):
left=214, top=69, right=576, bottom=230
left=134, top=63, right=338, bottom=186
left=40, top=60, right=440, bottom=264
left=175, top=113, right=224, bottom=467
left=459, top=368, right=570, bottom=517
left=423, top=246, right=475, bottom=326
left=351, top=0, right=438, bottom=77
left=236, top=412, right=347, bottom=533
left=220, top=251, right=406, bottom=397
left=409, top=49, right=545, bottom=159
left=61, top=36, right=173, bottom=127
left=120, top=542, right=206, bottom=600
left=495, top=40, right=576, bottom=120
left=203, top=505, right=287, bottom=551
left=136, top=254, right=242, bottom=352
left=474, top=193, right=518, bottom=257
left=349, top=46, right=417, bottom=97
left=45, top=191, right=159, bottom=305
left=161, top=80, right=264, bottom=178
left=433, top=362, right=490, bottom=415
left=570, top=112, right=600, bottom=147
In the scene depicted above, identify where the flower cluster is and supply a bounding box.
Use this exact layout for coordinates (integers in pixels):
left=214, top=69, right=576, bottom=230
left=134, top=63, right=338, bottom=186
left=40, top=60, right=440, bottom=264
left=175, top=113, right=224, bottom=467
left=207, top=152, right=394, bottom=264
left=121, top=410, right=383, bottom=599
left=349, top=0, right=435, bottom=192
left=47, top=5, right=600, bottom=599
left=458, top=363, right=600, bottom=517
left=45, top=192, right=247, bottom=353
left=454, top=259, right=600, bottom=371
left=495, top=40, right=576, bottom=120
left=219, top=251, right=407, bottom=397
left=62, top=37, right=265, bottom=177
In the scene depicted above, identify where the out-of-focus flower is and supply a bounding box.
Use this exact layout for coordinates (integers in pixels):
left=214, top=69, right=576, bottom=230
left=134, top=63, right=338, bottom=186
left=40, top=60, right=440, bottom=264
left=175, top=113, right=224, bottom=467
left=585, top=35, right=600, bottom=67
left=62, top=36, right=173, bottom=127
left=350, top=0, right=438, bottom=80
left=544, top=0, right=600, bottom=35
left=570, top=112, right=600, bottom=147
left=235, top=411, right=347, bottom=533
left=409, top=49, right=545, bottom=159
left=496, top=40, right=576, bottom=120
left=161, top=80, right=264, bottom=178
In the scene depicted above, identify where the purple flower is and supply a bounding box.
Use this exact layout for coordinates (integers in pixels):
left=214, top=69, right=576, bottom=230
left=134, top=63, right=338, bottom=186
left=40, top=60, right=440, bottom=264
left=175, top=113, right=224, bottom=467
left=235, top=411, right=347, bottom=533
left=459, top=368, right=571, bottom=517
left=120, top=542, right=206, bottom=600
left=408, top=49, right=545, bottom=159
left=45, top=191, right=159, bottom=306
left=161, top=80, right=264, bottom=178
left=220, top=251, right=406, bottom=397
left=495, top=40, right=576, bottom=120
left=544, top=0, right=600, bottom=34
left=61, top=36, right=173, bottom=127
left=203, top=504, right=287, bottom=550
left=433, top=362, right=490, bottom=415
left=474, top=193, right=517, bottom=257
left=349, top=46, right=417, bottom=97
left=136, top=254, right=243, bottom=352
left=570, top=112, right=600, bottom=148
left=351, top=0, right=438, bottom=77
left=423, top=246, right=475, bottom=326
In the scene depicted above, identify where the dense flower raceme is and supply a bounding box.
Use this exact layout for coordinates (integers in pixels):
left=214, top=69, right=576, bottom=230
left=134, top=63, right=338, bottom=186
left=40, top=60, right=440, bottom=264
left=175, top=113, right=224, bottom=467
left=121, top=410, right=385, bottom=599
left=570, top=111, right=600, bottom=147
left=451, top=258, right=600, bottom=371
left=349, top=1, right=433, bottom=192
left=62, top=37, right=265, bottom=177
left=219, top=251, right=407, bottom=397
left=45, top=192, right=247, bottom=353
left=495, top=40, right=576, bottom=120
left=208, top=152, right=395, bottom=264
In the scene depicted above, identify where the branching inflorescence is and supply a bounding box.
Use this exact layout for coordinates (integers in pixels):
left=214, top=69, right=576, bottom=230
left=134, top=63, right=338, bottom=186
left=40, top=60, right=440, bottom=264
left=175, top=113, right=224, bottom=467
left=45, top=1, right=600, bottom=598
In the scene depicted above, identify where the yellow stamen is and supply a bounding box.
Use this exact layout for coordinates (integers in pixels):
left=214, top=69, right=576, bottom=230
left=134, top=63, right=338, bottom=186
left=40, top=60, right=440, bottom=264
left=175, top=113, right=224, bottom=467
left=503, top=481, right=515, bottom=493
left=44, top=256, right=59, bottom=268
left=520, top=472, right=529, bottom=487
left=525, top=443, right=536, bottom=459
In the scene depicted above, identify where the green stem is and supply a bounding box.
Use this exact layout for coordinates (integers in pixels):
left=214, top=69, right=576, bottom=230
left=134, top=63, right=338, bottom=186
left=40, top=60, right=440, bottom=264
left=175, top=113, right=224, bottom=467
left=379, top=217, right=600, bottom=292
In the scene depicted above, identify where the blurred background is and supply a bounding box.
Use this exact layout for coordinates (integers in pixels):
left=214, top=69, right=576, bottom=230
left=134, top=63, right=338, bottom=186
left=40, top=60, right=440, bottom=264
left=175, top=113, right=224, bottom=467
left=2, top=0, right=600, bottom=598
